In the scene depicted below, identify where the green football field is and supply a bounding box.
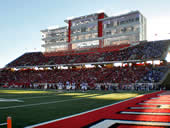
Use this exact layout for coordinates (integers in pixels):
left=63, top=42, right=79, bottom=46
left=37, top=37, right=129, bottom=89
left=0, top=89, right=153, bottom=128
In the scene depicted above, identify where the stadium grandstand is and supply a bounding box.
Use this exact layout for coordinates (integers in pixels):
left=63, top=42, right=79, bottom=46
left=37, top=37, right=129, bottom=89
left=0, top=10, right=170, bottom=91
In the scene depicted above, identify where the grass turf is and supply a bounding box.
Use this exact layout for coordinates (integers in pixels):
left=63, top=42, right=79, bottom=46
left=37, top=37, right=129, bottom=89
left=0, top=89, right=153, bottom=128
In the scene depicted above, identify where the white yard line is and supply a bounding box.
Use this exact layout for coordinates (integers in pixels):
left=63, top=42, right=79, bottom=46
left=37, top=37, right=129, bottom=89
left=139, top=103, right=170, bottom=105
left=144, top=101, right=170, bottom=102
left=120, top=111, right=170, bottom=115
left=0, top=93, right=104, bottom=110
left=89, top=119, right=170, bottom=128
left=129, top=107, right=159, bottom=109
left=0, top=97, right=85, bottom=110
left=0, top=123, right=7, bottom=126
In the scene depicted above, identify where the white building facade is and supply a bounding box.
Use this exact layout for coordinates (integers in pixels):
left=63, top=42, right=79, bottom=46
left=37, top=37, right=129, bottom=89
left=41, top=11, right=147, bottom=52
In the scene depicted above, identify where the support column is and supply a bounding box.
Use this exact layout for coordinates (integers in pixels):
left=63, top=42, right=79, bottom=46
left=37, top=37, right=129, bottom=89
left=98, top=13, right=104, bottom=48
left=68, top=20, right=72, bottom=51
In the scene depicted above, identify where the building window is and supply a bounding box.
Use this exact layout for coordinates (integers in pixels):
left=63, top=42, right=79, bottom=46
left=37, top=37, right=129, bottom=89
left=136, top=17, right=139, bottom=21
left=105, top=31, right=111, bottom=35
left=120, top=20, right=125, bottom=25
left=121, top=27, right=127, bottom=33
left=131, top=26, right=134, bottom=31
left=92, top=33, right=97, bottom=38
left=111, top=29, right=116, bottom=35
left=81, top=27, right=87, bottom=32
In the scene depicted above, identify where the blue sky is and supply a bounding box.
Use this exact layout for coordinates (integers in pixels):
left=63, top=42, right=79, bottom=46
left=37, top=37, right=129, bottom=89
left=0, top=0, right=170, bottom=68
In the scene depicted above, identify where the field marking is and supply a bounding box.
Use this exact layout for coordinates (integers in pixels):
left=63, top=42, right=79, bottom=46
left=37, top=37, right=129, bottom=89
left=25, top=91, right=156, bottom=128
left=120, top=111, right=170, bottom=115
left=139, top=103, right=170, bottom=105
left=89, top=119, right=170, bottom=128
left=0, top=93, right=108, bottom=110
left=144, top=101, right=170, bottom=102
left=0, top=123, right=7, bottom=126
left=0, top=97, right=86, bottom=110
left=0, top=98, right=23, bottom=102
left=150, top=97, right=159, bottom=99
left=129, top=107, right=166, bottom=109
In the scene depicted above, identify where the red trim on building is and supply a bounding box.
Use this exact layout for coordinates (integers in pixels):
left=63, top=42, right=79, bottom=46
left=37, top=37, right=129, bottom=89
left=98, top=13, right=104, bottom=37
left=98, top=12, right=105, bottom=19
left=68, top=20, right=71, bottom=42
left=98, top=13, right=104, bottom=48
left=68, top=20, right=72, bottom=50
left=98, top=21, right=103, bottom=37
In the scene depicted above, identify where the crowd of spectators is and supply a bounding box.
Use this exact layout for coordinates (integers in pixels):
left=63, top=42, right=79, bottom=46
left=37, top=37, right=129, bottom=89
left=140, top=66, right=168, bottom=83
left=6, top=40, right=170, bottom=67
left=0, top=65, right=168, bottom=90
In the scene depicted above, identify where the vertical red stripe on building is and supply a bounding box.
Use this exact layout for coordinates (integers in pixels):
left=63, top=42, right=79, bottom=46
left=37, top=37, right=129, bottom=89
left=98, top=13, right=104, bottom=37
left=98, top=13, right=104, bottom=48
left=68, top=20, right=71, bottom=42
left=98, top=21, right=103, bottom=37
left=68, top=20, right=72, bottom=50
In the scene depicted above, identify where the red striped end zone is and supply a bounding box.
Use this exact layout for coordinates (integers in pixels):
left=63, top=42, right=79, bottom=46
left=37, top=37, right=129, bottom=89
left=26, top=91, right=170, bottom=128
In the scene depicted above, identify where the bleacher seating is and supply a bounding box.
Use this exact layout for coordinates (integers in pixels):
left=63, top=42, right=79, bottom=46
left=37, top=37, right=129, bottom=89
left=6, top=40, right=169, bottom=67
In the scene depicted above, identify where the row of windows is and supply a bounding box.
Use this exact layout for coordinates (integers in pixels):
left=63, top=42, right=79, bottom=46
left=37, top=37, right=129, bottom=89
left=72, top=40, right=99, bottom=49
left=49, top=28, right=67, bottom=33
left=46, top=46, right=68, bottom=52
left=43, top=16, right=140, bottom=38
left=103, top=16, right=139, bottom=29
left=66, top=18, right=139, bottom=35
left=71, top=25, right=97, bottom=34
left=45, top=37, right=67, bottom=44
left=43, top=25, right=137, bottom=39
left=44, top=25, right=138, bottom=43
left=103, top=25, right=139, bottom=36
left=104, top=35, right=139, bottom=47
left=55, top=38, right=67, bottom=42
left=42, top=32, right=67, bottom=39
left=43, top=26, right=97, bottom=37
left=72, top=16, right=98, bottom=27
left=71, top=33, right=98, bottom=41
